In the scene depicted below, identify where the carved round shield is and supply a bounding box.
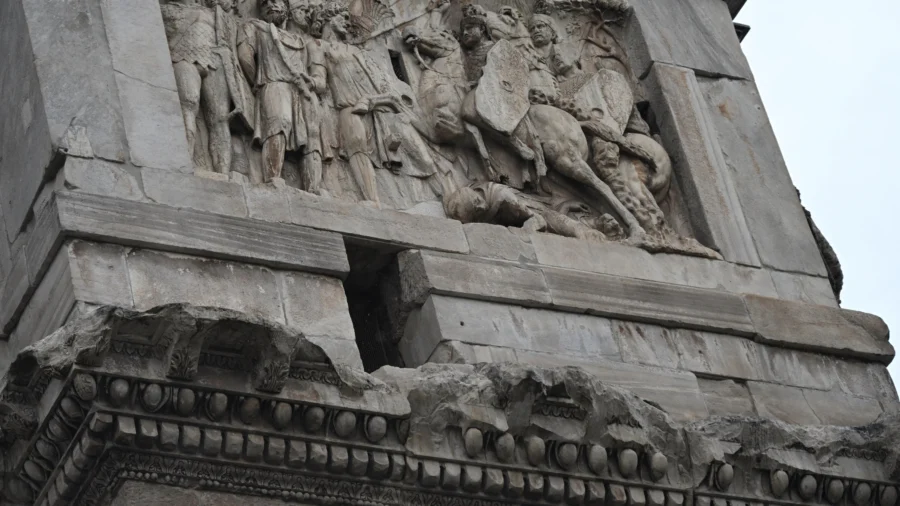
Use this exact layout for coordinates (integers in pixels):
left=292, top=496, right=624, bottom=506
left=475, top=39, right=531, bottom=135
left=562, top=69, right=634, bottom=135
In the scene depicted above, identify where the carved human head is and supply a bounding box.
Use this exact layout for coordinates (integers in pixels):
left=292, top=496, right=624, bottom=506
left=460, top=4, right=489, bottom=48
left=445, top=186, right=488, bottom=223
left=321, top=1, right=351, bottom=38
left=291, top=0, right=313, bottom=30
left=529, top=14, right=558, bottom=46
left=260, top=0, right=289, bottom=24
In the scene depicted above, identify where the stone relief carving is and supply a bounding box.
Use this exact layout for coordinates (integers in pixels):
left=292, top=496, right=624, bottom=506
left=159, top=0, right=718, bottom=258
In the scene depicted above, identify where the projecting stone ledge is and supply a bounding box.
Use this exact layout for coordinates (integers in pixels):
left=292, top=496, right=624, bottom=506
left=398, top=250, right=894, bottom=363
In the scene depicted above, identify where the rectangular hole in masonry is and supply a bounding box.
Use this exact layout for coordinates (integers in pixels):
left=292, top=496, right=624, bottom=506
left=343, top=241, right=408, bottom=372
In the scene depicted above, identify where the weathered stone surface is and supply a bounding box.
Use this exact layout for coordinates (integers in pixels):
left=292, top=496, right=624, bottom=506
left=143, top=168, right=246, bottom=217
left=746, top=382, right=821, bottom=426
left=401, top=295, right=622, bottom=367
left=5, top=248, right=74, bottom=355
left=802, top=390, right=883, bottom=427
left=399, top=250, right=551, bottom=307
left=698, top=77, right=827, bottom=277
left=0, top=251, right=30, bottom=337
left=625, top=0, right=752, bottom=79
left=56, top=191, right=349, bottom=276
left=644, top=63, right=758, bottom=266
left=769, top=271, right=838, bottom=308
left=611, top=322, right=681, bottom=370
left=100, top=0, right=177, bottom=92
left=543, top=266, right=754, bottom=334
left=116, top=75, right=191, bottom=171
left=0, top=0, right=53, bottom=242
left=244, top=183, right=292, bottom=223
left=744, top=295, right=894, bottom=363
left=279, top=272, right=355, bottom=340
left=127, top=250, right=285, bottom=324
left=62, top=158, right=145, bottom=203
left=463, top=223, right=537, bottom=263
left=531, top=234, right=775, bottom=297
left=21, top=0, right=128, bottom=163
left=697, top=378, right=756, bottom=417
left=289, top=192, right=468, bottom=254
left=66, top=241, right=133, bottom=307
left=512, top=350, right=709, bottom=422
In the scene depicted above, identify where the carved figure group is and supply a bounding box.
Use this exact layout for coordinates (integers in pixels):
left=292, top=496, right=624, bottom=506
left=159, top=0, right=719, bottom=258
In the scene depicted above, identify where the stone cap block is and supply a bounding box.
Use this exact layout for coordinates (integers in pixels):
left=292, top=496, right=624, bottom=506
left=55, top=190, right=349, bottom=277
left=744, top=295, right=894, bottom=364
left=398, top=250, right=894, bottom=364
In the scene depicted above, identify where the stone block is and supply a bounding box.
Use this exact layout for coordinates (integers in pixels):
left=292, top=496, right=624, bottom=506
left=670, top=329, right=761, bottom=381
left=0, top=0, right=53, bottom=242
left=127, top=249, right=285, bottom=324
left=142, top=168, right=246, bottom=216
left=625, top=0, right=752, bottom=79
left=66, top=240, right=133, bottom=307
left=697, top=378, right=756, bottom=417
left=833, top=361, right=899, bottom=406
left=0, top=251, right=30, bottom=337
left=244, top=183, right=292, bottom=223
left=697, top=77, right=826, bottom=276
left=100, top=0, right=177, bottom=92
left=744, top=295, right=894, bottom=363
left=802, top=390, right=883, bottom=427
left=754, top=345, right=838, bottom=391
left=289, top=191, right=468, bottom=253
left=400, top=295, right=621, bottom=367
left=611, top=322, right=680, bottom=370
left=532, top=234, right=776, bottom=297
left=770, top=271, right=838, bottom=308
left=516, top=350, right=709, bottom=422
left=62, top=158, right=145, bottom=202
left=746, top=382, right=820, bottom=425
left=116, top=75, right=191, bottom=171
left=399, top=250, right=551, bottom=307
left=305, top=335, right=365, bottom=371
left=6, top=247, right=75, bottom=353
left=56, top=191, right=349, bottom=276
left=463, top=223, right=537, bottom=263
left=279, top=272, right=354, bottom=340
left=22, top=0, right=128, bottom=163
left=542, top=266, right=755, bottom=335
left=644, top=64, right=758, bottom=266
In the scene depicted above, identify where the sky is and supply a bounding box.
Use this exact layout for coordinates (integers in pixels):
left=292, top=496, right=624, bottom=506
left=736, top=1, right=900, bottom=382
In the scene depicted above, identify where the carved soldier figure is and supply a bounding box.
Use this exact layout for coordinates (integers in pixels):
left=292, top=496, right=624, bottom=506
left=529, top=14, right=574, bottom=80
left=445, top=182, right=615, bottom=242
left=320, top=1, right=404, bottom=205
left=161, top=0, right=253, bottom=175
left=237, top=0, right=326, bottom=187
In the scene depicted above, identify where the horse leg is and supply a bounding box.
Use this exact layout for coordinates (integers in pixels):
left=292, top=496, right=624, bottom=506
left=559, top=153, right=647, bottom=239
left=464, top=122, right=499, bottom=182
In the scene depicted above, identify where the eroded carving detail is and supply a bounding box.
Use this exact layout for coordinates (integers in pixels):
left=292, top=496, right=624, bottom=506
left=159, top=0, right=719, bottom=257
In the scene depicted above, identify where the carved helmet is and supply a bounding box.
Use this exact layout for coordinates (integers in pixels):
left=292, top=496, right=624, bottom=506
left=460, top=4, right=490, bottom=35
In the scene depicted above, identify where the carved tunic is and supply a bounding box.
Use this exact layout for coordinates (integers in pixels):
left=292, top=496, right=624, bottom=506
left=240, top=20, right=321, bottom=154
left=161, top=3, right=219, bottom=70
left=324, top=41, right=400, bottom=168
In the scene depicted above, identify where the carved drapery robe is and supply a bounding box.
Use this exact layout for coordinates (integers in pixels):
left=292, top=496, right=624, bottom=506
left=324, top=41, right=402, bottom=169
left=240, top=20, right=323, bottom=155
